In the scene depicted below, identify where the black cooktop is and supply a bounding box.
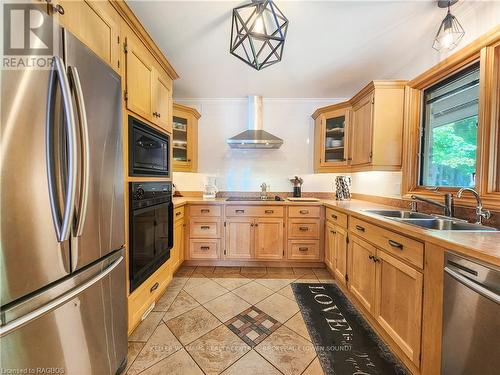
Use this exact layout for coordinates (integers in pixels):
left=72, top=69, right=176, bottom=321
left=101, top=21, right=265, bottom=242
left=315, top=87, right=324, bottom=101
left=225, top=196, right=284, bottom=201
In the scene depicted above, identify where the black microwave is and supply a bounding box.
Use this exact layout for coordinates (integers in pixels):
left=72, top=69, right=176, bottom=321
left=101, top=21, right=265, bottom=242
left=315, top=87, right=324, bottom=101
left=129, top=116, right=170, bottom=177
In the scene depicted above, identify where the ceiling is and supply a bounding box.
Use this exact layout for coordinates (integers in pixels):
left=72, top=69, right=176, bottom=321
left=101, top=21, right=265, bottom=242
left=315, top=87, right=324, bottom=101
left=127, top=0, right=499, bottom=99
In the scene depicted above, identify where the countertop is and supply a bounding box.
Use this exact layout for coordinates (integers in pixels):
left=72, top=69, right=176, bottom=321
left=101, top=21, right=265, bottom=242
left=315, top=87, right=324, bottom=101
left=173, top=197, right=500, bottom=266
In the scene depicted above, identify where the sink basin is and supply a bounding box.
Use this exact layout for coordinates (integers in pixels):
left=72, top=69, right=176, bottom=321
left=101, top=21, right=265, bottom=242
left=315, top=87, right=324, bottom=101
left=364, top=210, right=435, bottom=219
left=397, top=218, right=498, bottom=232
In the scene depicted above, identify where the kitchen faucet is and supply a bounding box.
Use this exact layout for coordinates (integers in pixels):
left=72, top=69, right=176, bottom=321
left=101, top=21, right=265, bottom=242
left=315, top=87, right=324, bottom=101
left=456, top=188, right=491, bottom=224
left=411, top=193, right=454, bottom=217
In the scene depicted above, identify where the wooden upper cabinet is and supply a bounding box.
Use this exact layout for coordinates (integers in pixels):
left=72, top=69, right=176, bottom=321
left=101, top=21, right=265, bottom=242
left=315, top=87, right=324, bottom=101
left=348, top=235, right=376, bottom=314
left=225, top=218, right=254, bottom=260
left=153, top=70, right=173, bottom=133
left=125, top=36, right=154, bottom=120
left=254, top=218, right=284, bottom=260
left=374, top=250, right=423, bottom=366
left=173, top=103, right=201, bottom=172
left=57, top=0, right=120, bottom=72
left=312, top=104, right=351, bottom=173
left=124, top=34, right=173, bottom=132
left=311, top=81, right=406, bottom=173
left=351, top=92, right=374, bottom=166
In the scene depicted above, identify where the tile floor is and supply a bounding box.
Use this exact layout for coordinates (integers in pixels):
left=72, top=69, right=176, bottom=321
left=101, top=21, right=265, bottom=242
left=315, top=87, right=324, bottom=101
left=126, top=266, right=335, bottom=375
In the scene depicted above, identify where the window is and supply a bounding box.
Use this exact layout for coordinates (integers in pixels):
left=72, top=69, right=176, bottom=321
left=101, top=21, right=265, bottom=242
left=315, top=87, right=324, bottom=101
left=420, top=63, right=480, bottom=188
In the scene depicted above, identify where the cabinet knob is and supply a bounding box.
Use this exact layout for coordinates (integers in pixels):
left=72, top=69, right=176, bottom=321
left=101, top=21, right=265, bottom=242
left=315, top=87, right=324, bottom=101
left=265, top=210, right=274, bottom=214
left=355, top=225, right=365, bottom=232
left=200, top=246, right=210, bottom=250
left=150, top=282, right=159, bottom=293
left=298, top=247, right=309, bottom=252
left=299, top=210, right=309, bottom=214
left=299, top=226, right=309, bottom=231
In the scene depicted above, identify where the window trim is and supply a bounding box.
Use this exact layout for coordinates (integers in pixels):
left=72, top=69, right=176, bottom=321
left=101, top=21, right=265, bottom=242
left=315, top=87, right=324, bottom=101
left=402, top=27, right=500, bottom=210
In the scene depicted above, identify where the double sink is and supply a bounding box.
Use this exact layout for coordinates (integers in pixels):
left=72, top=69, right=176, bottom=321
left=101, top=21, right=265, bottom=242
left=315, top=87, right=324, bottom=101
left=365, top=210, right=497, bottom=232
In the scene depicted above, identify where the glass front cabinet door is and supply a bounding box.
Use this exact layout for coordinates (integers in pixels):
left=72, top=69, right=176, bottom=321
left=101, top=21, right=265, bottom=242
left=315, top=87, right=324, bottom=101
left=312, top=104, right=351, bottom=172
left=172, top=103, right=201, bottom=172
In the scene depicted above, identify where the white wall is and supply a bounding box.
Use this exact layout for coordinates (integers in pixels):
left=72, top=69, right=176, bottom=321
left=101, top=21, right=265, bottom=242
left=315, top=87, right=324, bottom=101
left=173, top=98, right=403, bottom=198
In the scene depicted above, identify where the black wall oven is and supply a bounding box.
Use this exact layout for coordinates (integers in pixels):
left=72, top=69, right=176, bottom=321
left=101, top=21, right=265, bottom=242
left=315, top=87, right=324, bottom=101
left=129, top=115, right=170, bottom=177
left=129, top=182, right=173, bottom=292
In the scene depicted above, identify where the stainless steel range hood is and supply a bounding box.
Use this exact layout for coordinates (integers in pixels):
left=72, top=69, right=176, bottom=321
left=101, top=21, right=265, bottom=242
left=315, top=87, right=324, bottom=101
left=227, top=96, right=283, bottom=149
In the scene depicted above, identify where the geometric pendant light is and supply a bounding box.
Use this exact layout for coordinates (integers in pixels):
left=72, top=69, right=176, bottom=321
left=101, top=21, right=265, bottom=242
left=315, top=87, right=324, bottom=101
left=433, top=0, right=465, bottom=52
left=230, top=0, right=289, bottom=70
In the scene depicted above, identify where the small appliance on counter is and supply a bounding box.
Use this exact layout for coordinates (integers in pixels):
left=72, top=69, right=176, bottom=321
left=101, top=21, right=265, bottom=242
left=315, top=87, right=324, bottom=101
left=290, top=176, right=304, bottom=197
left=335, top=176, right=351, bottom=200
left=203, top=177, right=219, bottom=200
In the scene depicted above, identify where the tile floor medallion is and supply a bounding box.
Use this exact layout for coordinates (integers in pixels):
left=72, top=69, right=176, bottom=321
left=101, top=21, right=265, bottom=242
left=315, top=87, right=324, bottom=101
left=126, top=265, right=332, bottom=374
left=226, top=306, right=281, bottom=347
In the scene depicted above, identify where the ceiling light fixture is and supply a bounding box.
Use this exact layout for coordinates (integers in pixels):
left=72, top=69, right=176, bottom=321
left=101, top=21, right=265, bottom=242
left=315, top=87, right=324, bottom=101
left=230, top=0, right=289, bottom=71
left=433, top=0, right=465, bottom=52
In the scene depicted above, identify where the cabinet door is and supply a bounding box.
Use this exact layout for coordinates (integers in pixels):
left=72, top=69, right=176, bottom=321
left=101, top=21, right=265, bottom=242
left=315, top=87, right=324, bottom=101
left=375, top=250, right=423, bottom=366
left=351, top=92, right=374, bottom=166
left=58, top=0, right=120, bottom=72
left=254, top=218, right=284, bottom=260
left=348, top=235, right=376, bottom=313
left=334, top=226, right=348, bottom=285
left=153, top=70, right=172, bottom=132
left=173, top=109, right=198, bottom=172
left=125, top=37, right=154, bottom=122
left=225, top=219, right=254, bottom=259
left=325, top=222, right=336, bottom=271
left=171, top=219, right=184, bottom=268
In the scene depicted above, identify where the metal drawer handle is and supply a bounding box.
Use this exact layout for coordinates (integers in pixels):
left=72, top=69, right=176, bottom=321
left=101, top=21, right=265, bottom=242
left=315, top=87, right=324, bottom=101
left=265, top=210, right=274, bottom=214
left=298, top=247, right=309, bottom=251
left=300, top=210, right=309, bottom=214
left=201, top=209, right=210, bottom=213
left=150, top=282, right=159, bottom=293
left=388, top=240, right=403, bottom=250
left=235, top=209, right=245, bottom=213
left=331, top=214, right=338, bottom=219
left=331, top=230, right=337, bottom=234
left=200, top=246, right=210, bottom=250
left=175, top=211, right=182, bottom=216
left=200, top=226, right=210, bottom=230
left=299, top=226, right=309, bottom=231
left=355, top=225, right=365, bottom=232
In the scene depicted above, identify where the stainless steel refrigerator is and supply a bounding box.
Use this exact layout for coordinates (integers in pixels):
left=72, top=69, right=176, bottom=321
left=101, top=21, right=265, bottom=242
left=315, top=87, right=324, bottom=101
left=1, top=25, right=127, bottom=375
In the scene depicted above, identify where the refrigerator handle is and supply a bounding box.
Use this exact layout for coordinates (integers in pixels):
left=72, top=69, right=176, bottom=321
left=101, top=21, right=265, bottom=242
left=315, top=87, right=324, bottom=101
left=0, top=256, right=124, bottom=338
left=45, top=56, right=78, bottom=243
left=68, top=66, right=90, bottom=238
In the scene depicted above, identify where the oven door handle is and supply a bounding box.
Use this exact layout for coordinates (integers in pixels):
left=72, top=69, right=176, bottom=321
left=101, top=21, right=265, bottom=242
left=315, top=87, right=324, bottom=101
left=168, top=201, right=174, bottom=250
left=132, top=202, right=169, bottom=216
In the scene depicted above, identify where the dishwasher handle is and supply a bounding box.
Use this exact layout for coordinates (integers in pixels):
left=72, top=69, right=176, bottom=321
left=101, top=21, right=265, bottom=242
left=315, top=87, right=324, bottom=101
left=445, top=266, right=500, bottom=304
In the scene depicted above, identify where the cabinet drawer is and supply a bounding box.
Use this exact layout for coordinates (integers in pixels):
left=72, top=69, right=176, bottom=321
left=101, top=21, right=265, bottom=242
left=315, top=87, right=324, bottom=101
left=190, top=205, right=222, bottom=217
left=288, top=219, right=320, bottom=239
left=349, top=217, right=424, bottom=269
left=128, top=261, right=172, bottom=332
left=189, top=219, right=221, bottom=238
left=326, top=207, right=348, bottom=228
left=288, top=206, right=321, bottom=218
left=174, top=206, right=185, bottom=222
left=189, top=239, right=220, bottom=260
left=288, top=240, right=320, bottom=260
left=225, top=205, right=284, bottom=217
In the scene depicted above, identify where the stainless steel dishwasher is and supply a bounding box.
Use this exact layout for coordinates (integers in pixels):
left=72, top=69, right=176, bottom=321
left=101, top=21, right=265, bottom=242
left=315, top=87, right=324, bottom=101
left=442, top=252, right=500, bottom=375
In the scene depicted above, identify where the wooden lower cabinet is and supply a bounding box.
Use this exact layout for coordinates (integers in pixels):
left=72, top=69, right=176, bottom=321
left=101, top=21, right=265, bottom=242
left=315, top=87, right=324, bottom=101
left=325, top=221, right=335, bottom=271
left=374, top=250, right=423, bottom=366
left=225, top=218, right=254, bottom=259
left=254, top=218, right=284, bottom=260
left=333, top=226, right=348, bottom=285
left=348, top=235, right=377, bottom=314
left=346, top=233, right=424, bottom=370
left=171, top=219, right=184, bottom=269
